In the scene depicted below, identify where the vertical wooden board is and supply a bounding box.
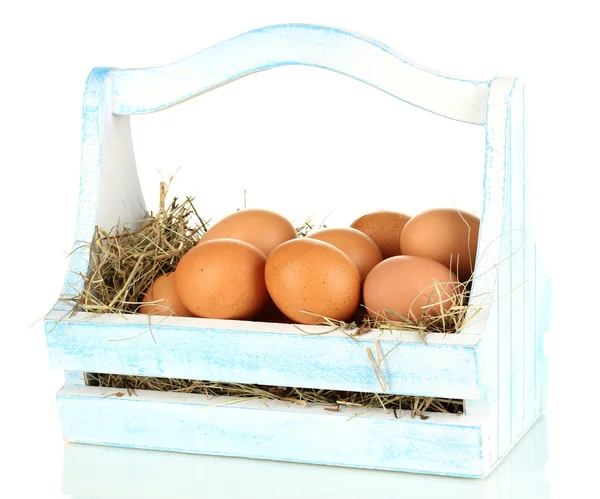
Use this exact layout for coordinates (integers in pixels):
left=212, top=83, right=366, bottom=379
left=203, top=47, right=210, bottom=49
left=509, top=80, right=525, bottom=443
left=496, top=118, right=513, bottom=458
left=534, top=247, right=549, bottom=414
left=475, top=296, right=500, bottom=469
left=522, top=86, right=536, bottom=427
left=476, top=77, right=518, bottom=468
left=540, top=275, right=552, bottom=411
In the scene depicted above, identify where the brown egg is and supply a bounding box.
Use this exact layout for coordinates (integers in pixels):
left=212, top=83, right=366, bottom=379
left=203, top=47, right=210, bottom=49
left=400, top=208, right=480, bottom=282
left=307, top=227, right=383, bottom=282
left=265, top=238, right=361, bottom=325
left=140, top=273, right=194, bottom=317
left=174, top=238, right=268, bottom=320
left=200, top=208, right=297, bottom=256
left=350, top=210, right=411, bottom=259
left=363, top=256, right=460, bottom=322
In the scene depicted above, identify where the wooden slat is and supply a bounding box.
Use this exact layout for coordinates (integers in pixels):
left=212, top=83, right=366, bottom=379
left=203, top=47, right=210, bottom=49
left=472, top=77, right=519, bottom=468
left=540, top=274, right=552, bottom=412
left=58, top=384, right=487, bottom=478
left=534, top=247, right=550, bottom=414
left=509, top=80, right=525, bottom=443
left=497, top=206, right=513, bottom=457
left=61, top=416, right=549, bottom=499
left=522, top=84, right=537, bottom=426
left=45, top=312, right=482, bottom=400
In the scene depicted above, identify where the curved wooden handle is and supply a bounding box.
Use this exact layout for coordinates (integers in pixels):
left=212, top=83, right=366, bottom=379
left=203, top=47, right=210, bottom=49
left=112, top=24, right=489, bottom=124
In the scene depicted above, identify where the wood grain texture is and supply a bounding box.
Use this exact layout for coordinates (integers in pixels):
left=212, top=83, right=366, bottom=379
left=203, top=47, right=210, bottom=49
left=58, top=385, right=487, bottom=478
left=111, top=24, right=489, bottom=124
left=45, top=311, right=482, bottom=399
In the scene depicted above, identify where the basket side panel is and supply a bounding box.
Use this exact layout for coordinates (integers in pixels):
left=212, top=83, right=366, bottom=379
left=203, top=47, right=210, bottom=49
left=45, top=316, right=482, bottom=400
left=57, top=385, right=486, bottom=478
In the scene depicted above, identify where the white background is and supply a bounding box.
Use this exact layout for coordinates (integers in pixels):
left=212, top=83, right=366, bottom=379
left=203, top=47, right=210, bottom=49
left=1, top=1, right=599, bottom=497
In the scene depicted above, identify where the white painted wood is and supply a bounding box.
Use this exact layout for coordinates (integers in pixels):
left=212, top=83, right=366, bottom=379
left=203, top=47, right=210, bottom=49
left=522, top=83, right=537, bottom=426
left=45, top=311, right=483, bottom=400
left=55, top=68, right=146, bottom=312
left=61, top=415, right=549, bottom=499
left=469, top=77, right=517, bottom=467
left=111, top=24, right=489, bottom=124
left=64, top=371, right=87, bottom=386
left=57, top=384, right=487, bottom=477
left=508, top=79, right=525, bottom=443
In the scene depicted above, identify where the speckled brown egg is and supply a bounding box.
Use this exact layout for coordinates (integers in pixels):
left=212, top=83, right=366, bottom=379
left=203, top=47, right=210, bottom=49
left=363, top=255, right=460, bottom=322
left=265, top=238, right=361, bottom=325
left=350, top=210, right=411, bottom=259
left=307, top=227, right=383, bottom=282
left=140, top=273, right=193, bottom=317
left=174, top=238, right=268, bottom=320
left=400, top=208, right=480, bottom=282
left=200, top=208, right=297, bottom=256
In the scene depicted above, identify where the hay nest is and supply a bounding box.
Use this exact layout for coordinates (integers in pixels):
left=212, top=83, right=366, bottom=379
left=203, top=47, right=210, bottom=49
left=88, top=373, right=464, bottom=420
left=63, top=179, right=479, bottom=418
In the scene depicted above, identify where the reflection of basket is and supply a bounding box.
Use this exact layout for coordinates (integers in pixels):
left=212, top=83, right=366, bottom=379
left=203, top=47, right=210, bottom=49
left=44, top=24, right=552, bottom=478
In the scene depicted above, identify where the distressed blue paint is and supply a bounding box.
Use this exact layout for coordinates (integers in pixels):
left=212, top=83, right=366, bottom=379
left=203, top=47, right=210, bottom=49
left=58, top=385, right=487, bottom=477
left=55, top=68, right=112, bottom=310
left=45, top=316, right=482, bottom=399
left=111, top=24, right=489, bottom=124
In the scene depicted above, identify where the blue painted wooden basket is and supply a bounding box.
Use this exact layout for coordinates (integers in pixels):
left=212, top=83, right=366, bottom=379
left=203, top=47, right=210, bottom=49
left=44, top=24, right=552, bottom=478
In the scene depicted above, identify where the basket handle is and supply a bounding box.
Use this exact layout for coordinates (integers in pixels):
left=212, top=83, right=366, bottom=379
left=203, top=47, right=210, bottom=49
left=111, top=24, right=489, bottom=125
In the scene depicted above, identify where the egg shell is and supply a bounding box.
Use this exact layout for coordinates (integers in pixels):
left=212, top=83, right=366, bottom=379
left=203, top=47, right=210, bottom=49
left=363, top=255, right=460, bottom=322
left=265, top=238, right=361, bottom=325
left=400, top=208, right=480, bottom=282
left=307, top=227, right=383, bottom=282
left=350, top=210, right=411, bottom=259
left=174, top=238, right=268, bottom=320
left=140, top=273, right=193, bottom=317
left=199, top=208, right=297, bottom=256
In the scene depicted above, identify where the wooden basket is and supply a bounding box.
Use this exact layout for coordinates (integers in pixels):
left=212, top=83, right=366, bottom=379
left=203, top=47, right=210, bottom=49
left=44, top=23, right=552, bottom=478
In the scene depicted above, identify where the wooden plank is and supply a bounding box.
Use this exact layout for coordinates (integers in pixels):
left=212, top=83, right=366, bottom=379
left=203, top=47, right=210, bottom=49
left=534, top=250, right=552, bottom=414
left=111, top=24, right=489, bottom=124
left=57, top=385, right=486, bottom=478
left=540, top=274, right=552, bottom=412
left=466, top=77, right=520, bottom=469
left=522, top=83, right=537, bottom=427
left=497, top=211, right=513, bottom=458
left=45, top=312, right=482, bottom=400
left=509, top=79, right=525, bottom=443
left=474, top=76, right=520, bottom=461
left=54, top=66, right=146, bottom=313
